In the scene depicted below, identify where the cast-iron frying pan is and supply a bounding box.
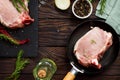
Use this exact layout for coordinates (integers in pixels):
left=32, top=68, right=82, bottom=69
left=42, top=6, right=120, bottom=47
left=63, top=20, right=119, bottom=80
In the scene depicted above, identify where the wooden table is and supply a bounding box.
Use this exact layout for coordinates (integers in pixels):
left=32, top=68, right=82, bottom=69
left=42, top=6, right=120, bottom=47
left=0, top=0, right=120, bottom=80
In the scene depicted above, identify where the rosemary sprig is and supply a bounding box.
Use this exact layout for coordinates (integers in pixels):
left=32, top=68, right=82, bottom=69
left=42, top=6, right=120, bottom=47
left=5, top=50, right=30, bottom=80
left=11, top=0, right=28, bottom=13
left=17, top=0, right=27, bottom=11
left=11, top=0, right=21, bottom=12
left=89, top=0, right=94, bottom=2
left=98, top=0, right=106, bottom=15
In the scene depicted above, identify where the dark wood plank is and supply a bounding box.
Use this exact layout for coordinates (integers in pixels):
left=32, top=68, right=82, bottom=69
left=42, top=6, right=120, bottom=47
left=38, top=0, right=100, bottom=46
left=38, top=0, right=75, bottom=18
left=39, top=18, right=102, bottom=46
left=0, top=74, right=120, bottom=80
left=75, top=75, right=120, bottom=80
left=0, top=0, right=120, bottom=80
left=39, top=18, right=81, bottom=46
left=38, top=0, right=99, bottom=19
left=0, top=47, right=120, bottom=76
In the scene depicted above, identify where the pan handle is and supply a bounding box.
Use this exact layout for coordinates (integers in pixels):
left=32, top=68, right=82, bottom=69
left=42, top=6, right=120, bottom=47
left=63, top=62, right=84, bottom=80
left=63, top=68, right=78, bottom=80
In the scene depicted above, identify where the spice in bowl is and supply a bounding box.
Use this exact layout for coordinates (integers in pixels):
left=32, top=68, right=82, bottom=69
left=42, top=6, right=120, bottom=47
left=72, top=0, right=93, bottom=19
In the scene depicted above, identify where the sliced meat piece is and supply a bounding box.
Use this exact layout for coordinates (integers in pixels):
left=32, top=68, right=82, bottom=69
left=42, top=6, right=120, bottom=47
left=74, top=27, right=113, bottom=69
left=0, top=0, right=34, bottom=29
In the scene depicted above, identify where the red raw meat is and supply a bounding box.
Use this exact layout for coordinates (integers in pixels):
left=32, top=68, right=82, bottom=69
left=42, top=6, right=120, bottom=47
left=74, top=27, right=113, bottom=69
left=0, top=0, right=34, bottom=29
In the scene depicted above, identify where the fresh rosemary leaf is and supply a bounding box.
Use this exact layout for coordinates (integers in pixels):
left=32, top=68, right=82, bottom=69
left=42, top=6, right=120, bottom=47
left=89, top=0, right=94, bottom=2
left=11, top=0, right=21, bottom=13
left=11, top=0, right=27, bottom=13
left=17, top=0, right=27, bottom=11
left=98, top=0, right=106, bottom=15
left=5, top=50, right=30, bottom=80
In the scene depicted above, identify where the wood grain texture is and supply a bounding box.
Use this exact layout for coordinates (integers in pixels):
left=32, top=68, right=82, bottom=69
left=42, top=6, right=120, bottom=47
left=0, top=47, right=120, bottom=80
left=0, top=0, right=120, bottom=80
left=0, top=74, right=120, bottom=80
left=39, top=18, right=83, bottom=46
left=38, top=0, right=98, bottom=19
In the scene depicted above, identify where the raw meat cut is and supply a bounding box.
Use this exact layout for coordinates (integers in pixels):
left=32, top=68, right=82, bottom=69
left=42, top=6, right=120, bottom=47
left=74, top=27, right=113, bottom=69
left=0, top=0, right=34, bottom=29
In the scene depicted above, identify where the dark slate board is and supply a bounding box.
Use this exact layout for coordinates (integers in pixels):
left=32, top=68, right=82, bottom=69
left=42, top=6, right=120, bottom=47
left=0, top=0, right=38, bottom=57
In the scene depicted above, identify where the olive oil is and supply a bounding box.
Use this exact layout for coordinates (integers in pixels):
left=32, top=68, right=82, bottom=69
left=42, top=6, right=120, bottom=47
left=33, top=58, right=57, bottom=80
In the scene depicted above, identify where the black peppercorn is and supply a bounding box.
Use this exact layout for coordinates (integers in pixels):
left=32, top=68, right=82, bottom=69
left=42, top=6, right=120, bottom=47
left=74, top=0, right=91, bottom=17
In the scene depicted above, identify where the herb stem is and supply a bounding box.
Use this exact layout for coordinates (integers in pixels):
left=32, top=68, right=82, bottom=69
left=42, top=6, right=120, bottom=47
left=17, top=0, right=27, bottom=11
left=89, top=0, right=94, bottom=2
left=11, top=0, right=28, bottom=13
left=5, top=50, right=30, bottom=80
left=99, top=0, right=106, bottom=15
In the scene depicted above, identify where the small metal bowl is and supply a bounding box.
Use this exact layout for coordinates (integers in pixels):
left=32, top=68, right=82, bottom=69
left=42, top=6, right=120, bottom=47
left=72, top=0, right=93, bottom=19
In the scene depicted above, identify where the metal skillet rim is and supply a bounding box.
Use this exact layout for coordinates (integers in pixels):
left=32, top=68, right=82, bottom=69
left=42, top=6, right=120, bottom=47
left=67, top=20, right=120, bottom=74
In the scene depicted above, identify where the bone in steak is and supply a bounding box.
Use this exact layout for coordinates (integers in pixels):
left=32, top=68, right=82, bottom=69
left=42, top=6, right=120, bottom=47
left=0, top=0, right=34, bottom=29
left=74, top=27, right=113, bottom=69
